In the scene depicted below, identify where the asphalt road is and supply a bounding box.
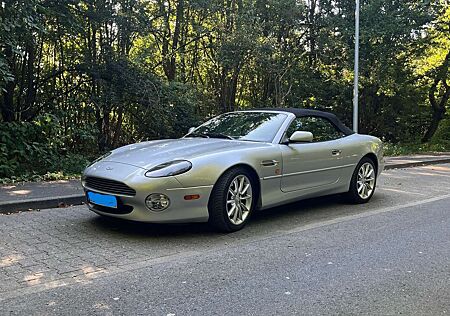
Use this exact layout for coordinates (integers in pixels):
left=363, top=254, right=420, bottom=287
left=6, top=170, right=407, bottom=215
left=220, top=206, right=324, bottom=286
left=1, top=164, right=449, bottom=315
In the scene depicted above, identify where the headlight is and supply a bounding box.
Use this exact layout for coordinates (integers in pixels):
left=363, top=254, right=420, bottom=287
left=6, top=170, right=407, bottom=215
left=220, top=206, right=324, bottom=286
left=144, top=160, right=192, bottom=178
left=87, top=151, right=112, bottom=167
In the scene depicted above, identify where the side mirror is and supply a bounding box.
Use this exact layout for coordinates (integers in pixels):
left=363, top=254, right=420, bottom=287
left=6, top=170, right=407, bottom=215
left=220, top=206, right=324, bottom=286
left=289, top=131, right=313, bottom=143
left=188, top=127, right=196, bottom=134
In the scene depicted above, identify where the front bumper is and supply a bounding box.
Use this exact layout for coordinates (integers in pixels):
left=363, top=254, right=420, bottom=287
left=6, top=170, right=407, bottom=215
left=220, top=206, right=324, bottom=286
left=82, top=161, right=212, bottom=223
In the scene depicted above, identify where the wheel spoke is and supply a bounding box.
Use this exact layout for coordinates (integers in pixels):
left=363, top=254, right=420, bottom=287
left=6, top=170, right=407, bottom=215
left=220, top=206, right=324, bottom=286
left=238, top=206, right=243, bottom=221
left=233, top=205, right=239, bottom=221
left=358, top=184, right=364, bottom=193
left=227, top=205, right=236, bottom=217
left=363, top=184, right=369, bottom=198
left=238, top=177, right=244, bottom=192
left=365, top=164, right=370, bottom=176
left=232, top=179, right=239, bottom=194
left=241, top=183, right=250, bottom=195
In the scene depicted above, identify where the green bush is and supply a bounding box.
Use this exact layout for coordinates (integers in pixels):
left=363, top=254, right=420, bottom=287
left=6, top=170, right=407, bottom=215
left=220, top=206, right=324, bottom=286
left=0, top=115, right=93, bottom=181
left=431, top=118, right=450, bottom=148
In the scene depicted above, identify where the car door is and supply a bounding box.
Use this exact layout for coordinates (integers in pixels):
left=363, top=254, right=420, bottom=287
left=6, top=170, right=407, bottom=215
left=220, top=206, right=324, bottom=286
left=280, top=116, right=346, bottom=192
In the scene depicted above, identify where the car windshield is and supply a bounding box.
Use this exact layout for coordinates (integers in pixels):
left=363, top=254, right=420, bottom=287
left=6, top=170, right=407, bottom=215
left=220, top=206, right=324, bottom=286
left=187, top=112, right=288, bottom=142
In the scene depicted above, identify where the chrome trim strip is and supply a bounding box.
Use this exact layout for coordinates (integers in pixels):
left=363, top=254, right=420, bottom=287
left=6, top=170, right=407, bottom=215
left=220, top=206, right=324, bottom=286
left=166, top=185, right=214, bottom=191
left=282, top=163, right=355, bottom=178
left=260, top=175, right=283, bottom=180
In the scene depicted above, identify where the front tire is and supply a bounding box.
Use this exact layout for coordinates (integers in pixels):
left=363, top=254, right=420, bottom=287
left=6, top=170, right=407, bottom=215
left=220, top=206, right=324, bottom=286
left=208, top=167, right=256, bottom=232
left=346, top=157, right=377, bottom=204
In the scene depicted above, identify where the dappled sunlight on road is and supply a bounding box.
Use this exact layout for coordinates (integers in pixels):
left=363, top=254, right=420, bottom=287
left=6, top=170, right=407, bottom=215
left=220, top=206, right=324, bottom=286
left=378, top=172, right=413, bottom=180
left=0, top=254, right=24, bottom=267
left=23, top=272, right=44, bottom=285
left=1, top=164, right=450, bottom=302
left=412, top=172, right=450, bottom=178
left=378, top=187, right=427, bottom=196
left=8, top=189, right=31, bottom=196
left=93, top=302, right=111, bottom=311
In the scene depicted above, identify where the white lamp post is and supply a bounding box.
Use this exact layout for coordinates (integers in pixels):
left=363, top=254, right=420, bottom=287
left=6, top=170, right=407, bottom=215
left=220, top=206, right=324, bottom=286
left=353, top=0, right=360, bottom=133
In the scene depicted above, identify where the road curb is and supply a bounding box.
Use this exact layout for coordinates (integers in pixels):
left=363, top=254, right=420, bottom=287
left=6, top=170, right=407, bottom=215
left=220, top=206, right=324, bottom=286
left=0, top=194, right=85, bottom=214
left=384, top=158, right=450, bottom=170
left=1, top=158, right=449, bottom=213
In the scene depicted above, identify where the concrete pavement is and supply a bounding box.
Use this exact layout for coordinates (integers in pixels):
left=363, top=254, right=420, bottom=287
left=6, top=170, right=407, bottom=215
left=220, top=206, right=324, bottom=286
left=384, top=152, right=450, bottom=169
left=0, top=179, right=84, bottom=213
left=0, top=164, right=449, bottom=314
left=1, top=153, right=450, bottom=213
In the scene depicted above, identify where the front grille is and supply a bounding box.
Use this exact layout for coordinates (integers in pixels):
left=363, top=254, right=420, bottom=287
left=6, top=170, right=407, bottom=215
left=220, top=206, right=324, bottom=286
left=84, top=176, right=136, bottom=196
left=91, top=203, right=133, bottom=215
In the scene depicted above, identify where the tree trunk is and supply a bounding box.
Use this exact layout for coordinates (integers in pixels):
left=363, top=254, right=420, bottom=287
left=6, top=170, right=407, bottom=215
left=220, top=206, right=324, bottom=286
left=22, top=41, right=37, bottom=121
left=422, top=110, right=445, bottom=143
left=1, top=47, right=16, bottom=122
left=422, top=50, right=450, bottom=143
left=218, top=66, right=240, bottom=112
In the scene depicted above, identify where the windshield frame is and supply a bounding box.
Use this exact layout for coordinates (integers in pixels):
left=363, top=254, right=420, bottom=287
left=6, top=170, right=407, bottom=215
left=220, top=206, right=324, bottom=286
left=184, top=110, right=294, bottom=144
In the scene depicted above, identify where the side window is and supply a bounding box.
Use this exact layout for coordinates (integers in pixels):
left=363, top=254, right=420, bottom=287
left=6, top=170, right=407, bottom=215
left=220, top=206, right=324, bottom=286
left=286, top=116, right=345, bottom=142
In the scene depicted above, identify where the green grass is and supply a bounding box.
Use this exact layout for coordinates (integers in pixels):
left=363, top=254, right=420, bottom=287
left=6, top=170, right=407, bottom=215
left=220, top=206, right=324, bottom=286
left=383, top=141, right=450, bottom=156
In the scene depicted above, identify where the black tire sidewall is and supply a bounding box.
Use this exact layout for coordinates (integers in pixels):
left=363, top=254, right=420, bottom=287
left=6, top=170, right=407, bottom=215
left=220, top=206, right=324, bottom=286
left=208, top=167, right=257, bottom=232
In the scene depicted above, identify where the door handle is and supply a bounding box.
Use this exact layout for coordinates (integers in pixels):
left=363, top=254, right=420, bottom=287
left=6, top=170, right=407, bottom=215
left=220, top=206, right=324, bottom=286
left=331, top=149, right=342, bottom=156
left=261, top=160, right=279, bottom=167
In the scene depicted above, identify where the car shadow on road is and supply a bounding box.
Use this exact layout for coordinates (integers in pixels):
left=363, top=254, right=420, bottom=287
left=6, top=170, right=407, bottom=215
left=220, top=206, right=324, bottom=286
left=87, top=192, right=382, bottom=239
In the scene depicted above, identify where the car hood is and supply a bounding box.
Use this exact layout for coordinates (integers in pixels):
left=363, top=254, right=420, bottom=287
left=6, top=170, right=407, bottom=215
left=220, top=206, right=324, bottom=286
left=102, top=138, right=270, bottom=170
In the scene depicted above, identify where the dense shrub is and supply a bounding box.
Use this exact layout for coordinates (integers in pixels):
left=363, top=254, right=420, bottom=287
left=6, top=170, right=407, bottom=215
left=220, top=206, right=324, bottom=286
left=0, top=115, right=93, bottom=179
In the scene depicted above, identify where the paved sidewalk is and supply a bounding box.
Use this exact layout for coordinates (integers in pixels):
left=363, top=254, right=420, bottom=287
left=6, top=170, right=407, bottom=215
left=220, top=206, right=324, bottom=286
left=384, top=153, right=450, bottom=169
left=0, top=180, right=84, bottom=213
left=1, top=153, right=450, bottom=213
left=0, top=179, right=82, bottom=203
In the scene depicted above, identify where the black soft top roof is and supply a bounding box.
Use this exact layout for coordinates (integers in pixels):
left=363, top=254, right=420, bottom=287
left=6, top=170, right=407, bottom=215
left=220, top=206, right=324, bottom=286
left=251, top=107, right=354, bottom=136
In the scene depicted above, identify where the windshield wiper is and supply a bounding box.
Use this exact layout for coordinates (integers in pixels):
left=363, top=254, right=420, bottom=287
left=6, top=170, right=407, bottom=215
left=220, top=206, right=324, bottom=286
left=203, top=133, right=234, bottom=140
left=186, top=132, right=234, bottom=140
left=187, top=133, right=210, bottom=138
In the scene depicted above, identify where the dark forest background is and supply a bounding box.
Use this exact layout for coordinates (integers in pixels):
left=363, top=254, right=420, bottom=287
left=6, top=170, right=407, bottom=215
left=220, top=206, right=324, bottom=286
left=1, top=0, right=449, bottom=181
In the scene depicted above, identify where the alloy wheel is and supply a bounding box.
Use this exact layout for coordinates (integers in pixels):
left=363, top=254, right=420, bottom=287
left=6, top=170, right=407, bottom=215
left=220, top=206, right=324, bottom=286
left=226, top=175, right=253, bottom=225
left=357, top=162, right=375, bottom=199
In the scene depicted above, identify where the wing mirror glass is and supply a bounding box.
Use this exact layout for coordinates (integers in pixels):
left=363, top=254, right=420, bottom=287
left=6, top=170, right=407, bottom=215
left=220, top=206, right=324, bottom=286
left=289, top=131, right=313, bottom=143
left=188, top=127, right=196, bottom=134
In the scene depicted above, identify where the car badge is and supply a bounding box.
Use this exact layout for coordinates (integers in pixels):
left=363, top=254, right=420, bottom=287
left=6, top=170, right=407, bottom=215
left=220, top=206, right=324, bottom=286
left=106, top=166, right=113, bottom=171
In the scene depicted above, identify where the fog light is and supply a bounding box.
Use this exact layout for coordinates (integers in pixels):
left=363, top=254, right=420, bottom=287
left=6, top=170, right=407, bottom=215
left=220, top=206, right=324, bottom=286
left=145, top=194, right=170, bottom=211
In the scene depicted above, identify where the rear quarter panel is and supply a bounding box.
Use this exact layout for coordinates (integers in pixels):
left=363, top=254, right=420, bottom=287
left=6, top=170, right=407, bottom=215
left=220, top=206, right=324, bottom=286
left=338, top=134, right=384, bottom=187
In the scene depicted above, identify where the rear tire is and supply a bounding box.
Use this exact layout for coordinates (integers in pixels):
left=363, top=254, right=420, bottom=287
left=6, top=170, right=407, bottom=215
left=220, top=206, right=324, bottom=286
left=208, top=167, right=257, bottom=232
left=346, top=157, right=377, bottom=204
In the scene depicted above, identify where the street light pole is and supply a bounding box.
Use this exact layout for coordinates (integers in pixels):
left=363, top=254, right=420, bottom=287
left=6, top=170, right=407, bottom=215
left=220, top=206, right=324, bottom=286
left=353, top=0, right=360, bottom=133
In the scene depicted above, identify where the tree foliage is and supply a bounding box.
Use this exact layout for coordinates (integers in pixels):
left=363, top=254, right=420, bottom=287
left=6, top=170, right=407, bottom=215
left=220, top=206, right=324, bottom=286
left=0, top=0, right=449, bottom=178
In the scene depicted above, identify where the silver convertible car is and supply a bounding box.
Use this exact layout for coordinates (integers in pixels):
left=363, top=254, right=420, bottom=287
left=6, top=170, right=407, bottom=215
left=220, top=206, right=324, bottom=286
left=82, top=108, right=384, bottom=232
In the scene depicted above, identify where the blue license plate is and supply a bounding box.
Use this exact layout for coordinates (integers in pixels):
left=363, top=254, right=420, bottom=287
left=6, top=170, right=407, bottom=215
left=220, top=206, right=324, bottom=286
left=87, top=191, right=117, bottom=208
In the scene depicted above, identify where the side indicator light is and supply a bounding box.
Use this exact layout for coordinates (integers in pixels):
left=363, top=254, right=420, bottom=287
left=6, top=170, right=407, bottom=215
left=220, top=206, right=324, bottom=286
left=184, top=194, right=200, bottom=200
